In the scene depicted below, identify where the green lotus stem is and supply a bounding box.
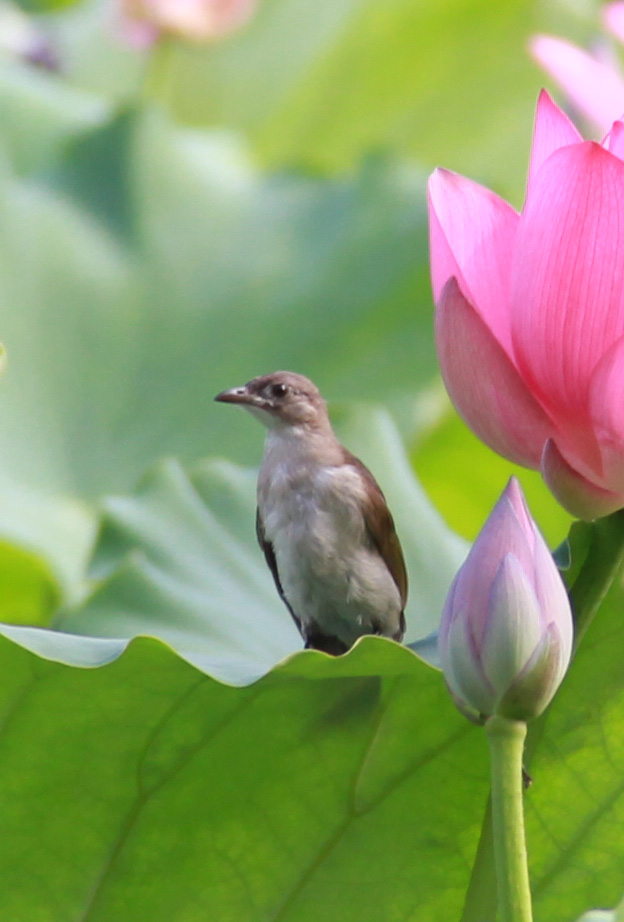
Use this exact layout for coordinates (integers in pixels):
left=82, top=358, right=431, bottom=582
left=567, top=510, right=624, bottom=645
left=142, top=38, right=176, bottom=103
left=485, top=716, right=532, bottom=922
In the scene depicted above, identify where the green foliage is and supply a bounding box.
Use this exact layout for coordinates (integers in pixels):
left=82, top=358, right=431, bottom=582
left=414, top=404, right=573, bottom=546
left=162, top=0, right=542, bottom=187
left=0, top=540, right=60, bottom=625
left=47, top=0, right=558, bottom=199
left=13, top=0, right=78, bottom=12
left=0, top=634, right=483, bottom=921
left=0, top=60, right=109, bottom=174
left=1, top=519, right=623, bottom=921
left=525, top=568, right=624, bottom=921
left=0, top=105, right=432, bottom=491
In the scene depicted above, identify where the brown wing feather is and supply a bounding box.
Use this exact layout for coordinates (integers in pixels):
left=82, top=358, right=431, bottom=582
left=255, top=508, right=302, bottom=635
left=343, top=451, right=408, bottom=613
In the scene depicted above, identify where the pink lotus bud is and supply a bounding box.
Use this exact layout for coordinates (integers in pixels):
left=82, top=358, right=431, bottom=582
left=439, top=478, right=573, bottom=723
left=120, top=0, right=257, bottom=46
left=428, top=90, right=624, bottom=519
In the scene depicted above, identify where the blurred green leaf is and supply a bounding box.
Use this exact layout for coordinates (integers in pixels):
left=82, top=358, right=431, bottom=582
left=172, top=0, right=543, bottom=190
left=14, top=0, right=80, bottom=12
left=49, top=0, right=573, bottom=199
left=58, top=410, right=467, bottom=677
left=0, top=539, right=60, bottom=625
left=0, top=60, right=110, bottom=174
left=44, top=106, right=136, bottom=235
left=413, top=400, right=573, bottom=546
left=59, top=457, right=301, bottom=680
left=0, top=105, right=434, bottom=586
left=0, top=480, right=95, bottom=603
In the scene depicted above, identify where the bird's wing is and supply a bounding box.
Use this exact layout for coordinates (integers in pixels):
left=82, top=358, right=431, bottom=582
left=255, top=507, right=302, bottom=634
left=346, top=453, right=408, bottom=613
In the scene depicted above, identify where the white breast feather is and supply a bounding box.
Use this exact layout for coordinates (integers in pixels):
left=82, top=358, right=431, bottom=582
left=258, top=433, right=402, bottom=646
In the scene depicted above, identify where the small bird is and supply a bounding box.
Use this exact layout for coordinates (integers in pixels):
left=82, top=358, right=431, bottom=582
left=215, top=371, right=407, bottom=655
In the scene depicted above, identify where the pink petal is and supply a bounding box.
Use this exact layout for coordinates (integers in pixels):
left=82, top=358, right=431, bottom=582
left=452, top=479, right=540, bottom=649
left=481, top=553, right=543, bottom=693
left=438, top=570, right=459, bottom=652
left=589, top=334, right=624, bottom=492
left=512, top=141, right=624, bottom=425
left=527, top=89, right=582, bottom=200
left=541, top=439, right=624, bottom=520
left=529, top=35, right=624, bottom=135
left=605, top=120, right=624, bottom=161
left=444, top=611, right=494, bottom=718
left=500, top=622, right=568, bottom=719
left=117, top=1, right=161, bottom=47
left=530, top=517, right=574, bottom=643
left=428, top=169, right=519, bottom=357
left=603, top=2, right=624, bottom=44
left=503, top=477, right=534, bottom=544
left=119, top=0, right=257, bottom=43
left=435, top=278, right=554, bottom=468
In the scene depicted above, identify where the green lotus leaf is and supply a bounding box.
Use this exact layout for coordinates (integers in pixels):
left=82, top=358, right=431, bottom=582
left=0, top=520, right=622, bottom=921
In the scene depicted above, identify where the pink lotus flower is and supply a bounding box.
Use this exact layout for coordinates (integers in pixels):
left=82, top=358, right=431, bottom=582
left=439, top=478, right=573, bottom=723
left=530, top=3, right=624, bottom=136
left=428, top=89, right=624, bottom=520
left=120, top=0, right=257, bottom=46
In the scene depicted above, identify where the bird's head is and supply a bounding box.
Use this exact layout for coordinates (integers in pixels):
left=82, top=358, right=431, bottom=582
left=215, top=371, right=329, bottom=430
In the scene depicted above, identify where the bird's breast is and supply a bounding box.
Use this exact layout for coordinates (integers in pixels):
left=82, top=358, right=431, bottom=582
left=258, top=460, right=402, bottom=643
left=259, top=463, right=367, bottom=555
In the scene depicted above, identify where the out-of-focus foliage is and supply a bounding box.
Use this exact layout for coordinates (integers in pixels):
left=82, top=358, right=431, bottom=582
left=43, top=0, right=572, bottom=198
left=414, top=404, right=573, bottom=546
left=0, top=101, right=436, bottom=592
left=14, top=0, right=78, bottom=13
left=0, top=540, right=60, bottom=624
left=0, top=96, right=442, bottom=512
left=0, top=0, right=618, bottom=919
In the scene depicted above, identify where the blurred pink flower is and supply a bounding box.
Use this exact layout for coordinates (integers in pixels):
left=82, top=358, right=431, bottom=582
left=439, top=478, right=573, bottom=723
left=428, top=90, right=624, bottom=520
left=120, top=0, right=257, bottom=45
left=530, top=3, right=624, bottom=135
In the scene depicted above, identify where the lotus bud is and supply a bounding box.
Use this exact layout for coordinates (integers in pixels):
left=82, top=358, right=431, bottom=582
left=439, top=478, right=573, bottom=723
left=120, top=0, right=257, bottom=46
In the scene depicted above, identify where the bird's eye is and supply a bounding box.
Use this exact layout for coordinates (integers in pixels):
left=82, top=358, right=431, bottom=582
left=271, top=383, right=288, bottom=398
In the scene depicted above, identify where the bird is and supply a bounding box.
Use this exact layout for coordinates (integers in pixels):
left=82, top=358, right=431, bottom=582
left=214, top=371, right=407, bottom=655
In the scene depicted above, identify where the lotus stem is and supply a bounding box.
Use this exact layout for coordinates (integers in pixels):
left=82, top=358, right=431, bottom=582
left=485, top=715, right=532, bottom=922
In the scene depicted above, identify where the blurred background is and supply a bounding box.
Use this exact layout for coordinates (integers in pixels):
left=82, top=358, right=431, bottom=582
left=0, top=0, right=607, bottom=627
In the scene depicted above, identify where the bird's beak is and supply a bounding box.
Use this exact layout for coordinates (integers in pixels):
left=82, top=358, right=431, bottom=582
left=214, top=384, right=254, bottom=406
